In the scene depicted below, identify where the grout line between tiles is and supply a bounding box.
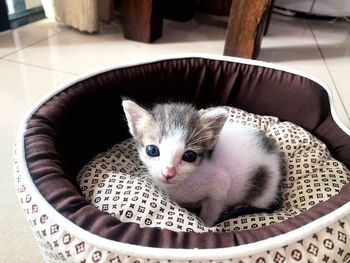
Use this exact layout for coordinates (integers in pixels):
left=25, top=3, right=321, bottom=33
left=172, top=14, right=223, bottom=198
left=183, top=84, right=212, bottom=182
left=1, top=57, right=78, bottom=76
left=0, top=25, right=69, bottom=60
left=307, top=20, right=350, bottom=123
left=0, top=23, right=78, bottom=75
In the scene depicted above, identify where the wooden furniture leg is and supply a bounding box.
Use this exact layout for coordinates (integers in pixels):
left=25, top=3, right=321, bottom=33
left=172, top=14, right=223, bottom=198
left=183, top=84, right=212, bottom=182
left=264, top=0, right=275, bottom=36
left=98, top=0, right=114, bottom=23
left=224, top=0, right=273, bottom=59
left=122, top=0, right=162, bottom=43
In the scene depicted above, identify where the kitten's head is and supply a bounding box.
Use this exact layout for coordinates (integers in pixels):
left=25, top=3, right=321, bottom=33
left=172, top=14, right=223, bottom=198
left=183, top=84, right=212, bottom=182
left=122, top=100, right=228, bottom=188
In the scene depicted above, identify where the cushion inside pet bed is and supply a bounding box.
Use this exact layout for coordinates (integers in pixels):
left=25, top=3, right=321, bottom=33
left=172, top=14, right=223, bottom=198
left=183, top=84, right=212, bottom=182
left=24, top=57, right=350, bottom=249
left=77, top=106, right=350, bottom=233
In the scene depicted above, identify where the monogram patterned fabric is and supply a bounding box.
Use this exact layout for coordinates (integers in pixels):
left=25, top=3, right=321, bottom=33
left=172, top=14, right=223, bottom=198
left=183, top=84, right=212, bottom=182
left=14, top=107, right=350, bottom=262
left=77, top=107, right=350, bottom=233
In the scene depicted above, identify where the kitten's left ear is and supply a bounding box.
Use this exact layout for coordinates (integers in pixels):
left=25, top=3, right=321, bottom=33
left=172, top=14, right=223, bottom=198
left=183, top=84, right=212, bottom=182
left=198, top=107, right=229, bottom=149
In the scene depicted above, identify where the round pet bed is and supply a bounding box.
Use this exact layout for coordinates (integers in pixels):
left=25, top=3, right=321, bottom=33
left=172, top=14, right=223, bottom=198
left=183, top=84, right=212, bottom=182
left=14, top=54, right=350, bottom=263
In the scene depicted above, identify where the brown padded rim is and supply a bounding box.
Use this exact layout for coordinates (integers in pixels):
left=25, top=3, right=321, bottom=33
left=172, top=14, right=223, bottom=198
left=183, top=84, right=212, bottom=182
left=24, top=57, right=350, bottom=249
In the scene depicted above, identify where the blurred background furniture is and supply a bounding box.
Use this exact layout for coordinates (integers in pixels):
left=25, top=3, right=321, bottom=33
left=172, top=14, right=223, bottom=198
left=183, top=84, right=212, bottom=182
left=41, top=0, right=274, bottom=59
left=41, top=0, right=114, bottom=33
left=122, top=0, right=274, bottom=59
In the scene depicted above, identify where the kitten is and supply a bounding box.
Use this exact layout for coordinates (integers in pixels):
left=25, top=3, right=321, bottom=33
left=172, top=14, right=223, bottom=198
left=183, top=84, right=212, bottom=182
left=122, top=100, right=283, bottom=226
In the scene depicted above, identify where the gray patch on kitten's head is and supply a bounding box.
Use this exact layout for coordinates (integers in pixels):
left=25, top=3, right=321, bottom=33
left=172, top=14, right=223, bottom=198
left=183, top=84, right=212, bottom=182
left=149, top=103, right=228, bottom=158
left=194, top=107, right=229, bottom=151
left=150, top=103, right=199, bottom=142
left=122, top=100, right=229, bottom=160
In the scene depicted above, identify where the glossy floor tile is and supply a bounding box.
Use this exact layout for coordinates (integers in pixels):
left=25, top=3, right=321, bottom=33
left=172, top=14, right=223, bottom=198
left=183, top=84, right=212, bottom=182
left=1, top=11, right=349, bottom=262
left=0, top=19, right=66, bottom=58
left=310, top=19, right=350, bottom=115
left=4, top=14, right=227, bottom=75
left=259, top=14, right=350, bottom=128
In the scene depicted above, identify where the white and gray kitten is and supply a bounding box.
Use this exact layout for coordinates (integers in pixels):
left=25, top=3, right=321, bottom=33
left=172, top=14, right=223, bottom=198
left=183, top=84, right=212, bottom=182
left=122, top=100, right=283, bottom=226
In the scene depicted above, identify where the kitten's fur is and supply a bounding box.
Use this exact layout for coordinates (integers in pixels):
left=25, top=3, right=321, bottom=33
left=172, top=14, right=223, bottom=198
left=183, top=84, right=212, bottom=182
left=122, top=100, right=283, bottom=226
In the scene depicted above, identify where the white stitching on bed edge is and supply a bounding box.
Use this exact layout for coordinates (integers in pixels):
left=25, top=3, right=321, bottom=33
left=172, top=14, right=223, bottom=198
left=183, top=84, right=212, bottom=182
left=14, top=53, right=350, bottom=260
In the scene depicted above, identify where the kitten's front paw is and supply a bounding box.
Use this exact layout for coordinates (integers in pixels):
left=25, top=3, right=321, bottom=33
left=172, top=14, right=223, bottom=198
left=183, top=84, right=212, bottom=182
left=199, top=210, right=219, bottom=227
left=199, top=198, right=223, bottom=227
left=201, top=216, right=217, bottom=227
left=140, top=174, right=152, bottom=182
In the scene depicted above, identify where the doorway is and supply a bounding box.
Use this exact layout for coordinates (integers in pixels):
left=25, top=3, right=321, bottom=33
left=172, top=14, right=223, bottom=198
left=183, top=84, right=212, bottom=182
left=0, top=0, right=44, bottom=31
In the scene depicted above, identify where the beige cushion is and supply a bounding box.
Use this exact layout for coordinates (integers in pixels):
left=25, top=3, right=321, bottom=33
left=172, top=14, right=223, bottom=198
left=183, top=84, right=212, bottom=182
left=77, top=107, right=350, bottom=232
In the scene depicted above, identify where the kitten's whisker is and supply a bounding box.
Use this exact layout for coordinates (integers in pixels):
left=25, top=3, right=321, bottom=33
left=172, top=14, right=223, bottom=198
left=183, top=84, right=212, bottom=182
left=186, top=116, right=226, bottom=143
left=190, top=119, right=218, bottom=137
left=190, top=133, right=220, bottom=141
left=187, top=126, right=221, bottom=145
left=186, top=118, right=217, bottom=143
left=188, top=146, right=206, bottom=151
left=187, top=134, right=220, bottom=146
left=186, top=121, right=201, bottom=145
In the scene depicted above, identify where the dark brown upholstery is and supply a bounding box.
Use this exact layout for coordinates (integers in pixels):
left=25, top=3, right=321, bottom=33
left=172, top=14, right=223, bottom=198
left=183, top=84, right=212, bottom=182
left=24, top=57, right=350, bottom=249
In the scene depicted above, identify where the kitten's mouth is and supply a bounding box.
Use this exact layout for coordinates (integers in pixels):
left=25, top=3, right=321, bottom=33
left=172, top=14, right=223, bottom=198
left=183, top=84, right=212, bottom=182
left=158, top=178, right=177, bottom=185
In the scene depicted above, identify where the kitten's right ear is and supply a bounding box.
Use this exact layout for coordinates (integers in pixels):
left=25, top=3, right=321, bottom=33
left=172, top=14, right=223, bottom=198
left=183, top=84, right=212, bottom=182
left=122, top=100, right=153, bottom=139
left=198, top=107, right=229, bottom=149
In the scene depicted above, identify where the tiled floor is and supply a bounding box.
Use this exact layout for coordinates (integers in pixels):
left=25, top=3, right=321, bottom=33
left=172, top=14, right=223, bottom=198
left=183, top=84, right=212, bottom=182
left=1, top=12, right=349, bottom=262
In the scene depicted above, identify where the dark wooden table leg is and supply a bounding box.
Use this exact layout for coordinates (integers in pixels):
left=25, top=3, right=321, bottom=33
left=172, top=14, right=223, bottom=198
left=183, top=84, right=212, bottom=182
left=122, top=0, right=163, bottom=43
left=223, top=0, right=272, bottom=59
left=264, top=0, right=275, bottom=36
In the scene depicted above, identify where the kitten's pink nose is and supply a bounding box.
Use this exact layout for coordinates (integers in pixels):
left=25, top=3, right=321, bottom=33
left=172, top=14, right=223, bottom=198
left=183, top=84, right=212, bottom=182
left=161, top=167, right=176, bottom=180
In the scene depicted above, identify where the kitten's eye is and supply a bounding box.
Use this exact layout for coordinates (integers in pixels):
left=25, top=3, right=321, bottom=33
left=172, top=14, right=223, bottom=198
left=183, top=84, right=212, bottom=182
left=182, top=151, right=198, bottom=163
left=146, top=145, right=160, bottom=157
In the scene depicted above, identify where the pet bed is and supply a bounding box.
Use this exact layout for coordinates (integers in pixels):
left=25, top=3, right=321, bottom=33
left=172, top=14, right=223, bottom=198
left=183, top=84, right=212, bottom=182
left=14, top=54, right=350, bottom=262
